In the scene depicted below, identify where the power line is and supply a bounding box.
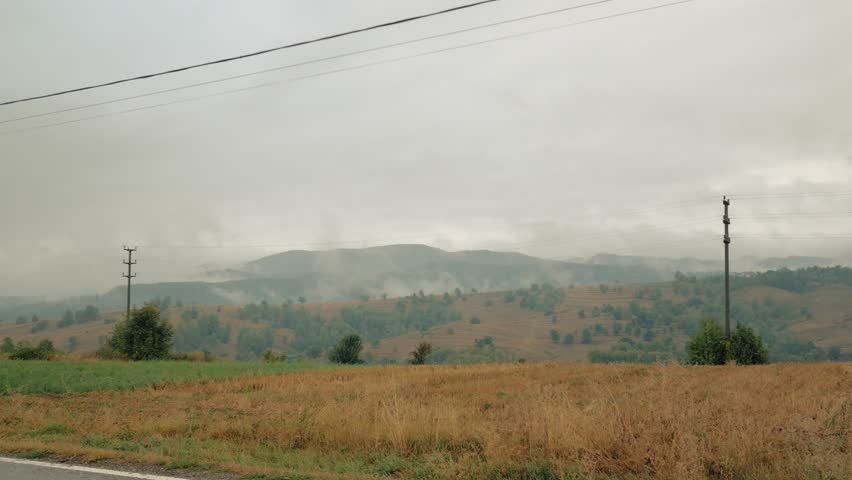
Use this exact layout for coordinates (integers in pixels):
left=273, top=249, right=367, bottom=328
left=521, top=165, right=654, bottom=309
left=0, top=0, right=699, bottom=137
left=729, top=190, right=852, bottom=199
left=0, top=0, right=621, bottom=126
left=735, top=234, right=852, bottom=239
left=734, top=212, right=852, bottom=219
left=0, top=0, right=502, bottom=107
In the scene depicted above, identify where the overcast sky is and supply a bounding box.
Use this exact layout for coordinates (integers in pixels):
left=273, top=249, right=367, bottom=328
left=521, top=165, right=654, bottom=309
left=1, top=0, right=851, bottom=296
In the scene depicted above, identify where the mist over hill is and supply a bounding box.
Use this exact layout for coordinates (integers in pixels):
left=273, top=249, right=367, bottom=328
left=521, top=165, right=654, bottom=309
left=0, top=244, right=846, bottom=322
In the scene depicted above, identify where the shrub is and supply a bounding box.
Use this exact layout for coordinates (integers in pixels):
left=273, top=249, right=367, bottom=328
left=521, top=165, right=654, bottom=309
left=686, top=319, right=768, bottom=365
left=262, top=350, right=288, bottom=363
left=328, top=334, right=364, bottom=364
left=168, top=351, right=214, bottom=362
left=549, top=330, right=560, bottom=344
left=581, top=328, right=593, bottom=344
left=562, top=333, right=575, bottom=345
left=409, top=341, right=433, bottom=365
left=108, top=305, right=174, bottom=361
left=470, top=316, right=481, bottom=325
left=8, top=339, right=57, bottom=360
left=1, top=337, right=14, bottom=354
left=729, top=324, right=768, bottom=365
left=686, top=319, right=727, bottom=365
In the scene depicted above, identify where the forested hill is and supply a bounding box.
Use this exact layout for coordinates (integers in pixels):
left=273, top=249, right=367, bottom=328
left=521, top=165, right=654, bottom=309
left=0, top=245, right=847, bottom=323
left=0, top=245, right=669, bottom=320
left=1, top=266, right=849, bottom=363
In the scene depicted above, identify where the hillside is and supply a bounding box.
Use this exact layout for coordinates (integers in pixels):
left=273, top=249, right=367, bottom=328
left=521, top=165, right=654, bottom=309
left=0, top=245, right=672, bottom=321
left=2, top=267, right=850, bottom=363
left=4, top=246, right=844, bottom=324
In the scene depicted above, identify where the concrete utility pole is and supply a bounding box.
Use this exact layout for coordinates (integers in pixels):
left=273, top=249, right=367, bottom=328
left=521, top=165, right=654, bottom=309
left=723, top=197, right=731, bottom=339
left=122, top=246, right=137, bottom=320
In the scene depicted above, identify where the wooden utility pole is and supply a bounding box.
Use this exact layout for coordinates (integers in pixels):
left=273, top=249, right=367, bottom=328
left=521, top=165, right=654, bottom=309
left=723, top=197, right=731, bottom=339
left=122, top=246, right=137, bottom=320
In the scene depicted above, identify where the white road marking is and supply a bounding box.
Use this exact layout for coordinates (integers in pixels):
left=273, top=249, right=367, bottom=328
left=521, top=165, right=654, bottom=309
left=0, top=456, right=191, bottom=479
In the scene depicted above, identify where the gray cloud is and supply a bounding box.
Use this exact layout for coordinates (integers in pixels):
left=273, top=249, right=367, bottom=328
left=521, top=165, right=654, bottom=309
left=1, top=0, right=851, bottom=296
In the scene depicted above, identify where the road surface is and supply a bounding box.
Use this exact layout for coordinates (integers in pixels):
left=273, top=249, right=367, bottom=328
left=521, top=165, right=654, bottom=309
left=0, top=457, right=191, bottom=480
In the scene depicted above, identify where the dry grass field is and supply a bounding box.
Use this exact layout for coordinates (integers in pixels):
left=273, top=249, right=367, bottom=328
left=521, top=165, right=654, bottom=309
left=1, top=362, right=850, bottom=479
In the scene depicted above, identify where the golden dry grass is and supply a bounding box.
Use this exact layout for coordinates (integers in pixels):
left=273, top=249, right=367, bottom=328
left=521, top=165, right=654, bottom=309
left=1, top=362, right=850, bottom=479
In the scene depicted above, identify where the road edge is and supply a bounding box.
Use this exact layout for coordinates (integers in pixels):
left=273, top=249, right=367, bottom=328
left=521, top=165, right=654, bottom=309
left=0, top=456, right=191, bottom=480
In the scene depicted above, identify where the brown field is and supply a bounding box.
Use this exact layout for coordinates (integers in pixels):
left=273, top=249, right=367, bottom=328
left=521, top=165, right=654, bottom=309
left=1, top=362, right=850, bottom=479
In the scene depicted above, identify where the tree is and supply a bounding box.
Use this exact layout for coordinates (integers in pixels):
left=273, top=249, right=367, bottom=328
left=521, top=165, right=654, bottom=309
left=67, top=336, right=78, bottom=352
left=686, top=319, right=727, bottom=365
left=687, top=319, right=768, bottom=365
left=31, top=320, right=49, bottom=334
left=409, top=341, right=433, bottom=365
left=108, top=305, right=174, bottom=360
left=562, top=333, right=575, bottom=345
left=550, top=329, right=561, bottom=344
left=581, top=328, right=593, bottom=344
left=1, top=337, right=14, bottom=354
left=58, top=310, right=75, bottom=328
left=328, top=334, right=364, bottom=364
left=729, top=324, right=768, bottom=365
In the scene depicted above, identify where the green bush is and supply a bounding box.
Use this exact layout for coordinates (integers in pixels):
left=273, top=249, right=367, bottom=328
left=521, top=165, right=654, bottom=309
left=581, top=328, right=593, bottom=344
left=262, top=350, right=287, bottom=363
left=108, top=305, right=174, bottom=361
left=328, top=334, right=364, bottom=364
left=687, top=318, right=768, bottom=365
left=686, top=319, right=727, bottom=365
left=549, top=330, right=560, bottom=344
left=8, top=339, right=57, bottom=360
left=729, top=324, right=768, bottom=365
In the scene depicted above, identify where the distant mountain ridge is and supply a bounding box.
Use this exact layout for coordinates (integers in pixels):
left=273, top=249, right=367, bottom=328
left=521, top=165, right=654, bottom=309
left=1, top=245, right=847, bottom=321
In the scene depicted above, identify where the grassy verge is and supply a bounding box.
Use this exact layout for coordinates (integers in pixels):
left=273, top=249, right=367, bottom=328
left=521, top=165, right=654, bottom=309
left=0, top=363, right=849, bottom=479
left=0, top=360, right=330, bottom=394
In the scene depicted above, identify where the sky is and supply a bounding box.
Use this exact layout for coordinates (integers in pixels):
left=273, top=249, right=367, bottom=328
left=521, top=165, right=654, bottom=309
left=1, top=0, right=851, bottom=297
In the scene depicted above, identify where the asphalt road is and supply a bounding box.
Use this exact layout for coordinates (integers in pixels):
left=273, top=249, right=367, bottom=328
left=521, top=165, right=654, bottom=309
left=0, top=457, right=191, bottom=480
